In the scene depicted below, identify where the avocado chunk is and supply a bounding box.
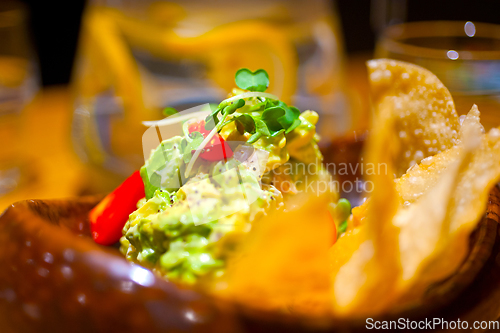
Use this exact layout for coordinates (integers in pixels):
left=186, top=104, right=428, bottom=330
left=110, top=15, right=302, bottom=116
left=141, top=136, right=184, bottom=199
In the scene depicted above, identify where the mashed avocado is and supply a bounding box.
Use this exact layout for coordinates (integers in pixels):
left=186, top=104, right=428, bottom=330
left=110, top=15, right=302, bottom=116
left=120, top=69, right=338, bottom=285
left=121, top=161, right=283, bottom=284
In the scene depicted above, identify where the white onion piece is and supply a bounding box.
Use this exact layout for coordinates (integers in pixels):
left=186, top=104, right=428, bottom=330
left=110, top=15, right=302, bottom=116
left=184, top=125, right=218, bottom=178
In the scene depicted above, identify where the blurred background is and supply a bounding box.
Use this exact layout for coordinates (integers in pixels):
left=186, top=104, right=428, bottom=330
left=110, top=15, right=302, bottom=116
left=1, top=0, right=500, bottom=210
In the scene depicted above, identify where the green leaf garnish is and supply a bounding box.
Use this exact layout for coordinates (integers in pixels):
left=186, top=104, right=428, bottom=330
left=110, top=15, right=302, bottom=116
left=224, top=98, right=245, bottom=115
left=255, top=119, right=270, bottom=136
left=275, top=102, right=298, bottom=129
left=200, top=69, right=302, bottom=146
left=246, top=118, right=272, bottom=144
left=235, top=114, right=255, bottom=133
left=205, top=99, right=246, bottom=132
left=247, top=132, right=262, bottom=144
left=235, top=68, right=269, bottom=92
left=285, top=108, right=302, bottom=133
left=286, top=118, right=302, bottom=134
left=260, top=101, right=301, bottom=136
left=262, top=106, right=286, bottom=132
left=336, top=198, right=352, bottom=221
left=205, top=107, right=222, bottom=130
left=333, top=199, right=351, bottom=237
left=247, top=101, right=267, bottom=112
left=289, top=106, right=301, bottom=119
left=271, top=129, right=285, bottom=137
left=162, top=107, right=178, bottom=117
left=337, top=220, right=348, bottom=236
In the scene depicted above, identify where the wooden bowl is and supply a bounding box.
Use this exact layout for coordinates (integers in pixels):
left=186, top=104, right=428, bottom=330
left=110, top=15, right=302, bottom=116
left=0, top=187, right=499, bottom=332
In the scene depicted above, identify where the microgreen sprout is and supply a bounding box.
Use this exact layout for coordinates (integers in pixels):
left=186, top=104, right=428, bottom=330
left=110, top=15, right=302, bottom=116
left=186, top=68, right=304, bottom=176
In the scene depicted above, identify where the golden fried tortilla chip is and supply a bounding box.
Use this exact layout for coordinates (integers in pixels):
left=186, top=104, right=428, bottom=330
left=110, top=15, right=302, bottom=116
left=394, top=106, right=500, bottom=303
left=393, top=144, right=471, bottom=286
left=395, top=147, right=459, bottom=205
left=367, top=59, right=460, bottom=177
left=332, top=65, right=500, bottom=316
left=344, top=104, right=500, bottom=311
left=220, top=185, right=335, bottom=317
left=331, top=101, right=401, bottom=316
left=395, top=105, right=484, bottom=205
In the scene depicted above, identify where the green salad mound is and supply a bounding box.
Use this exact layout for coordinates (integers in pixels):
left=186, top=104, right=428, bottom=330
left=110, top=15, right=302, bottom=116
left=120, top=69, right=338, bottom=285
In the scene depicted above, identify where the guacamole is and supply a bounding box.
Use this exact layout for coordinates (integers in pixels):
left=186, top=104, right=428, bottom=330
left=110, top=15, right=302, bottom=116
left=120, top=69, right=338, bottom=284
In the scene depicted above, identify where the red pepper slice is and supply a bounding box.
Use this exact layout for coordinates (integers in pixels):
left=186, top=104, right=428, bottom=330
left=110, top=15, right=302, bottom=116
left=188, top=120, right=233, bottom=161
left=89, top=170, right=145, bottom=245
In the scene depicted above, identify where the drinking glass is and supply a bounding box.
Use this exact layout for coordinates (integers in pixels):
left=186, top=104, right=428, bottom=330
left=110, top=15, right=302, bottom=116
left=376, top=21, right=500, bottom=130
left=71, top=0, right=348, bottom=192
left=0, top=1, right=38, bottom=197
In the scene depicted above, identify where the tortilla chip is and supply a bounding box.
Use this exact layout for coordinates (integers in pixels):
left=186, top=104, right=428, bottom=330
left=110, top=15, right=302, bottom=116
left=394, top=106, right=500, bottom=303
left=331, top=95, right=500, bottom=315
left=393, top=147, right=470, bottom=286
left=395, top=105, right=484, bottom=205
left=356, top=105, right=500, bottom=307
left=367, top=59, right=460, bottom=177
left=330, top=101, right=401, bottom=316
left=220, top=186, right=335, bottom=317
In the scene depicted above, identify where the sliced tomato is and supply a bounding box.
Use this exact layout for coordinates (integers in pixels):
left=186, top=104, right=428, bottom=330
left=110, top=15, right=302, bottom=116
left=188, top=120, right=233, bottom=161
left=200, top=134, right=233, bottom=161
left=187, top=120, right=211, bottom=136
